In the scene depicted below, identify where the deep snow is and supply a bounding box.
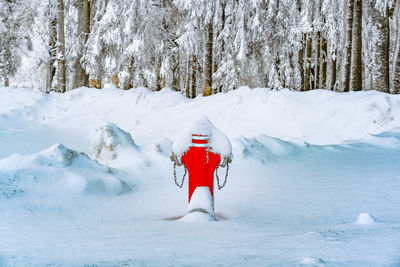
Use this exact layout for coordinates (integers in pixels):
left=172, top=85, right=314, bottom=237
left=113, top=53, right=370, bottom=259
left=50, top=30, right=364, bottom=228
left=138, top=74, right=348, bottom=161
left=0, top=85, right=400, bottom=266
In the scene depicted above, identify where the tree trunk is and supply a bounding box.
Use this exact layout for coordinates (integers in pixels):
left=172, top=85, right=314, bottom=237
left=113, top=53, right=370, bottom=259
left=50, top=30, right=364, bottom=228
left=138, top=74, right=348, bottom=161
left=393, top=0, right=400, bottom=94
left=156, top=56, right=162, bottom=91
left=371, top=1, right=390, bottom=92
left=350, top=0, right=362, bottom=91
left=331, top=57, right=337, bottom=90
left=343, top=0, right=354, bottom=92
left=220, top=4, right=226, bottom=93
left=203, top=22, right=213, bottom=96
left=299, top=34, right=305, bottom=91
left=296, top=0, right=304, bottom=91
left=46, top=15, right=57, bottom=93
left=4, top=77, right=9, bottom=87
left=304, top=33, right=312, bottom=91
left=171, top=52, right=180, bottom=91
left=57, top=0, right=66, bottom=93
left=73, top=0, right=90, bottom=89
left=191, top=54, right=197, bottom=99
left=215, top=1, right=226, bottom=94
left=122, top=57, right=134, bottom=90
left=320, top=36, right=327, bottom=89
left=185, top=56, right=191, bottom=98
left=316, top=31, right=321, bottom=88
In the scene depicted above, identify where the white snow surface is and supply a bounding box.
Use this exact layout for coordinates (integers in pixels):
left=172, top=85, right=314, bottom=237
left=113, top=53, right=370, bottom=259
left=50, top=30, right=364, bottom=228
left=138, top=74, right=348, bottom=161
left=179, top=210, right=216, bottom=223
left=300, top=256, right=326, bottom=265
left=1, top=85, right=400, bottom=266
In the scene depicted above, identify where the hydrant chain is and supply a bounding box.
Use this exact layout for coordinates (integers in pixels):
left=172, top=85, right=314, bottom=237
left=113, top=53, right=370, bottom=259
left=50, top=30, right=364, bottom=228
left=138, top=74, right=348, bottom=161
left=215, top=163, right=229, bottom=190
left=173, top=162, right=186, bottom=188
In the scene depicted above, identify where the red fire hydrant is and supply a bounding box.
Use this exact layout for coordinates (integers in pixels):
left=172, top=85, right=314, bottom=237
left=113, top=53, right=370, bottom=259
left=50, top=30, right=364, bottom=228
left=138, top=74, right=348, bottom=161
left=171, top=126, right=232, bottom=219
left=182, top=134, right=221, bottom=203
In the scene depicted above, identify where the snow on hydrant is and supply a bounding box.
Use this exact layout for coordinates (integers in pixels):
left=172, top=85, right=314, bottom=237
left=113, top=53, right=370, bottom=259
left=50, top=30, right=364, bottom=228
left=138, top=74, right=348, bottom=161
left=170, top=115, right=232, bottom=221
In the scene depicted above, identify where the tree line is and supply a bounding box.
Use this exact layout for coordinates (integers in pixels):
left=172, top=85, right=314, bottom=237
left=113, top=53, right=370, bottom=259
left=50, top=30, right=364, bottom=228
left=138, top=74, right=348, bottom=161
left=0, top=0, right=399, bottom=96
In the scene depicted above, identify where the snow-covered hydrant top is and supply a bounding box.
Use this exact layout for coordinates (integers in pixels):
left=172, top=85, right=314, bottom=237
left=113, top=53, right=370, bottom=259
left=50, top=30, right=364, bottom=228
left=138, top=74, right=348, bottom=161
left=171, top=115, right=232, bottom=160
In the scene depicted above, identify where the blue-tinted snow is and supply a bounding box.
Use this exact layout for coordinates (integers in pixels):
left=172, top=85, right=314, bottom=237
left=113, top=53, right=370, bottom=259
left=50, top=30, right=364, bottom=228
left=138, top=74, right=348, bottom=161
left=0, top=86, right=400, bottom=266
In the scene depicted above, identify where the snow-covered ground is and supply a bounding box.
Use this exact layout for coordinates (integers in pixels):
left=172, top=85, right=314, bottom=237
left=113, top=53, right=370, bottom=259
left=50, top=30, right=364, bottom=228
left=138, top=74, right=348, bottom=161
left=1, top=85, right=400, bottom=266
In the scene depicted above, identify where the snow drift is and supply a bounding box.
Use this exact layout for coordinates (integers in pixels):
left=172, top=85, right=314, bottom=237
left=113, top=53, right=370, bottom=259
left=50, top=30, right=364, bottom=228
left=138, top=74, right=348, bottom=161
left=0, top=143, right=132, bottom=198
left=1, top=86, right=400, bottom=149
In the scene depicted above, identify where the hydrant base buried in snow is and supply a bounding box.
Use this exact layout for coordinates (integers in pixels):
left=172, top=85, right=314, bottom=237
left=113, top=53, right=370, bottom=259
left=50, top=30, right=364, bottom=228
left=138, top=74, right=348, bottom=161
left=186, top=186, right=215, bottom=217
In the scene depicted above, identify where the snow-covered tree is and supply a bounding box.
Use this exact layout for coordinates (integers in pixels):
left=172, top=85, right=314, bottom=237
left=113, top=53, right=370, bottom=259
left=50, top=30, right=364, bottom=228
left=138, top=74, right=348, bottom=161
left=0, top=0, right=33, bottom=86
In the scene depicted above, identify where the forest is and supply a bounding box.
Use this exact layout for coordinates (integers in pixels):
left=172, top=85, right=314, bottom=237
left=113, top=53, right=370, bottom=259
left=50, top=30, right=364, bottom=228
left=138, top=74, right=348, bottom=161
left=1, top=0, right=400, bottom=96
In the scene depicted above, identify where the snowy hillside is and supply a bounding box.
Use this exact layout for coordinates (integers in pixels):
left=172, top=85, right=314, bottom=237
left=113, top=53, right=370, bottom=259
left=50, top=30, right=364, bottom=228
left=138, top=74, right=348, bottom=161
left=1, top=86, right=400, bottom=266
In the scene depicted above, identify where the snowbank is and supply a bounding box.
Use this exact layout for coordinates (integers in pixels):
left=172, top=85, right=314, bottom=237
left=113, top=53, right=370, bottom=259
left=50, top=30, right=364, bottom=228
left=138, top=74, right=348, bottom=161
left=0, top=143, right=132, bottom=198
left=2, top=86, right=400, bottom=148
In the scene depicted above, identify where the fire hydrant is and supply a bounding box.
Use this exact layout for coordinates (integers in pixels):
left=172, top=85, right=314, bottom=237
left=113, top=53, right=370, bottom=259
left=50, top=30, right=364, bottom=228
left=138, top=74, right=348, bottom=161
left=170, top=119, right=232, bottom=219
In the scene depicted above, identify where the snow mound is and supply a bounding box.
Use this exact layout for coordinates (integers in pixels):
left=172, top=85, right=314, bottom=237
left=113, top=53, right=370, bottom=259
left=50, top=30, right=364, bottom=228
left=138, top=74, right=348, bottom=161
left=300, top=256, right=326, bottom=265
left=172, top=115, right=232, bottom=158
left=91, top=122, right=140, bottom=163
left=236, top=135, right=306, bottom=162
left=151, top=137, right=173, bottom=156
left=179, top=210, right=216, bottom=222
left=354, top=213, right=376, bottom=225
left=187, top=186, right=215, bottom=218
left=35, top=143, right=78, bottom=166
left=0, top=143, right=132, bottom=198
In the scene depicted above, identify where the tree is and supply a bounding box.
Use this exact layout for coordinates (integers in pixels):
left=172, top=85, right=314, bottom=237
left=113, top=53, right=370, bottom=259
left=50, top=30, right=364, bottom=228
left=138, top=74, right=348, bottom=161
left=319, top=33, right=328, bottom=89
left=73, top=0, right=90, bottom=88
left=57, top=0, right=66, bottom=93
left=0, top=0, right=31, bottom=86
left=305, top=33, right=313, bottom=91
left=371, top=0, right=390, bottom=92
left=350, top=0, right=362, bottom=91
left=393, top=0, right=400, bottom=93
left=203, top=19, right=214, bottom=96
left=191, top=54, right=197, bottom=98
left=45, top=0, right=57, bottom=92
left=343, top=0, right=354, bottom=92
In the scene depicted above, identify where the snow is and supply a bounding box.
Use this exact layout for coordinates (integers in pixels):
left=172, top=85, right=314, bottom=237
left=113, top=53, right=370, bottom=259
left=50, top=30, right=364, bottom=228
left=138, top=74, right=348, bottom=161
left=171, top=115, right=232, bottom=158
left=300, top=256, right=326, bottom=265
left=354, top=213, right=376, bottom=225
left=179, top=210, right=216, bottom=222
left=0, top=143, right=131, bottom=198
left=186, top=186, right=215, bottom=218
left=91, top=122, right=140, bottom=163
left=1, top=85, right=400, bottom=266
